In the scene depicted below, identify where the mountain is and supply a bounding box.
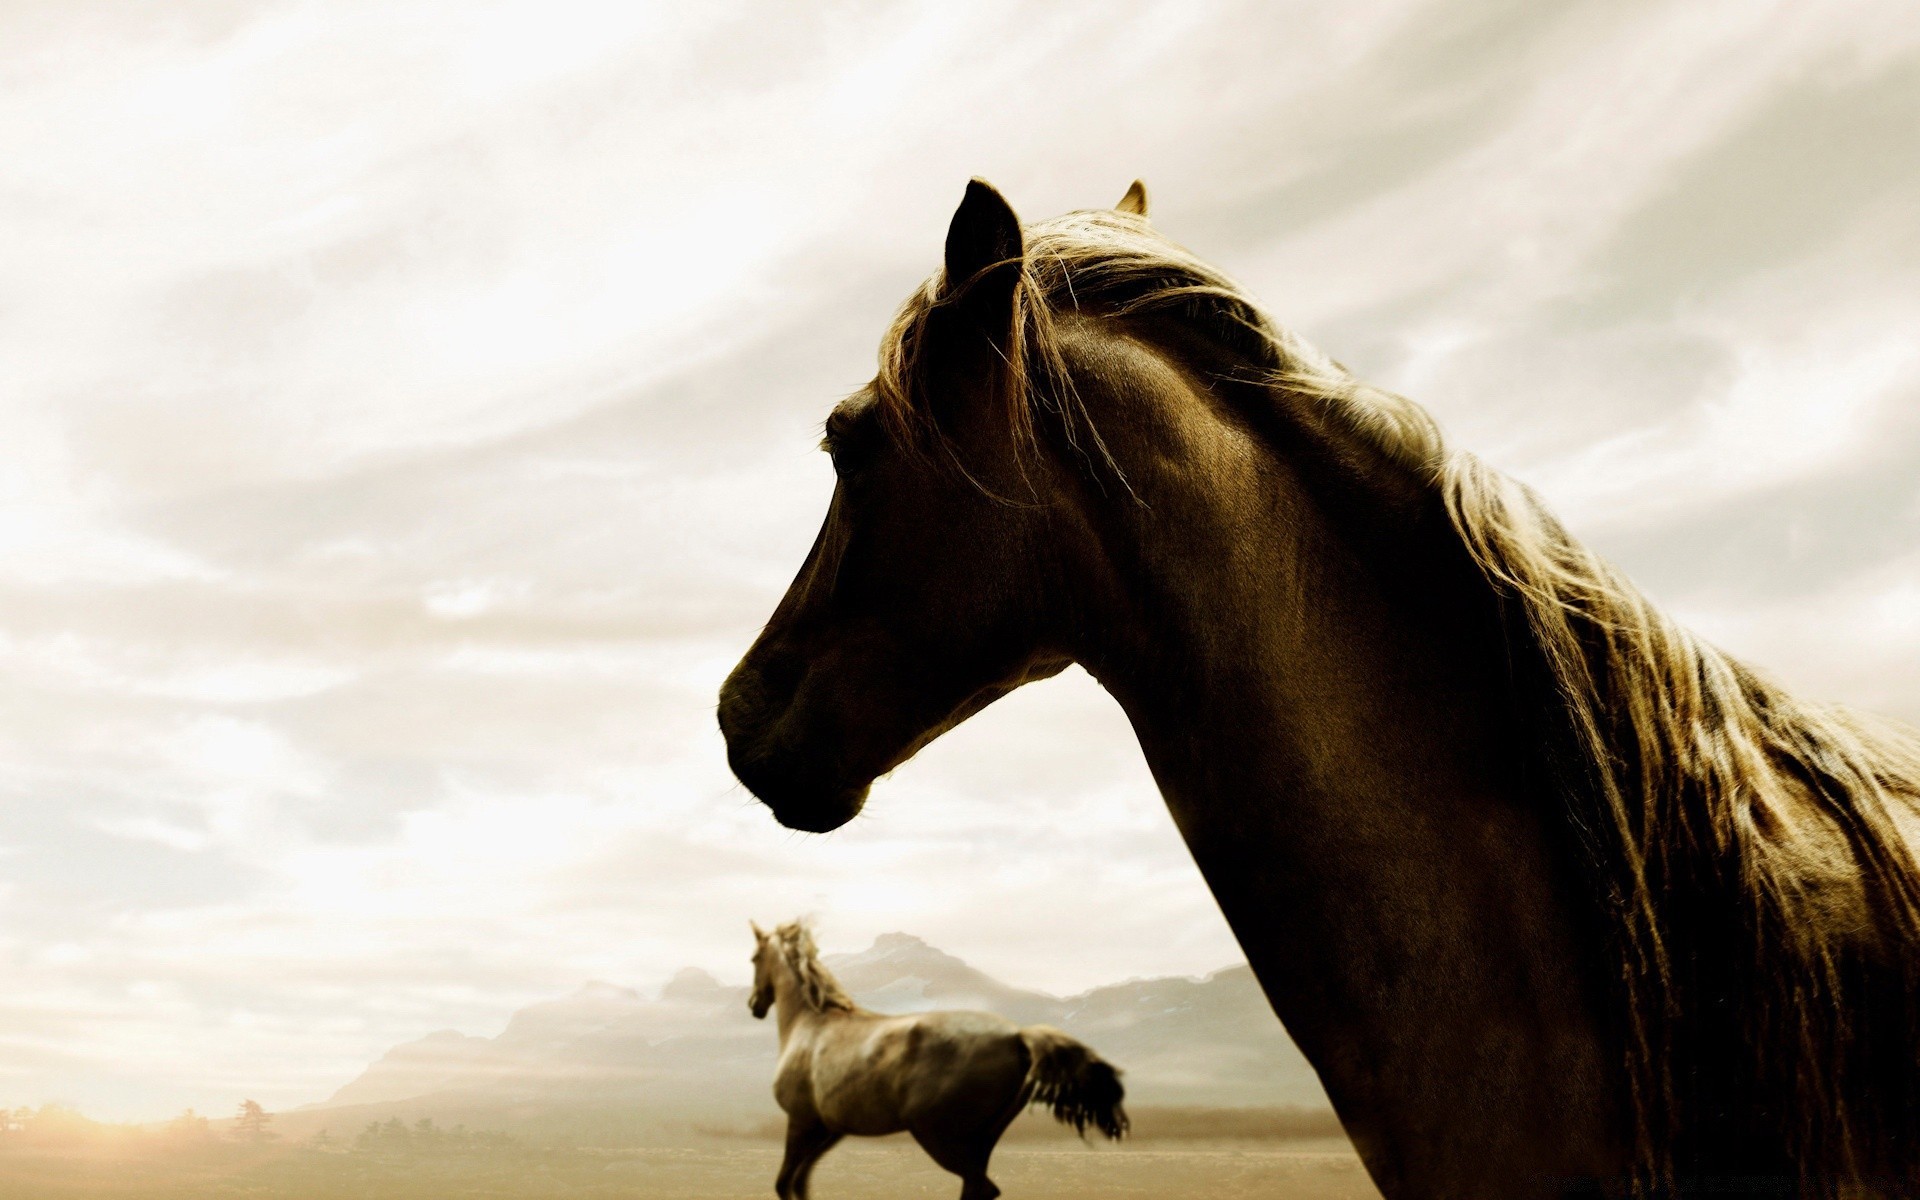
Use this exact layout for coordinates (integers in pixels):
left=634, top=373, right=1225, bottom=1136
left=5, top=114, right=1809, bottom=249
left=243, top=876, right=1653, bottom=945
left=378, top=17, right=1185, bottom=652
left=1061, top=964, right=1324, bottom=1107
left=826, top=933, right=1061, bottom=1024
left=290, top=934, right=1328, bottom=1142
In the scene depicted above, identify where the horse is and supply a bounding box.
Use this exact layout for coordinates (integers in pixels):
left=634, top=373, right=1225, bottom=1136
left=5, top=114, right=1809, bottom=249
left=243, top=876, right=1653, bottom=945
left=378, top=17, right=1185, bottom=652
left=717, top=179, right=1920, bottom=1197
left=745, top=919, right=1126, bottom=1199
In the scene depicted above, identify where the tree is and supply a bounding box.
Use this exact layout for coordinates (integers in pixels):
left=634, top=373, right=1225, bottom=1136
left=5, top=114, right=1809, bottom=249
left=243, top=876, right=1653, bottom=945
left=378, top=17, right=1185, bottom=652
left=355, top=1116, right=413, bottom=1157
left=166, top=1108, right=212, bottom=1142
left=232, top=1099, right=276, bottom=1143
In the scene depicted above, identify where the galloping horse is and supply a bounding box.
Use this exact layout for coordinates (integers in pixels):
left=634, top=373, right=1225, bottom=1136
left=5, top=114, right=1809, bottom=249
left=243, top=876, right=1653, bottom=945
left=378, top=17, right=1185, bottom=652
left=747, top=920, right=1125, bottom=1200
left=718, top=180, right=1920, bottom=1197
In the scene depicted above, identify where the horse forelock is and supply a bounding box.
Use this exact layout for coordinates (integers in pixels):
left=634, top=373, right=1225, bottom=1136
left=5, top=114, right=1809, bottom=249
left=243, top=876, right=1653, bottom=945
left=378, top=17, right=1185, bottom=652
left=771, top=920, right=856, bottom=1015
left=872, top=202, right=1920, bottom=1183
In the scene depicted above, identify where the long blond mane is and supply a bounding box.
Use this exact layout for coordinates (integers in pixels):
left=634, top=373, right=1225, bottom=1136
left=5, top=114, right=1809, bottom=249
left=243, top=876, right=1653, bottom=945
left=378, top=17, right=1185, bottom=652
left=875, top=207, right=1920, bottom=1182
left=771, top=920, right=857, bottom=1015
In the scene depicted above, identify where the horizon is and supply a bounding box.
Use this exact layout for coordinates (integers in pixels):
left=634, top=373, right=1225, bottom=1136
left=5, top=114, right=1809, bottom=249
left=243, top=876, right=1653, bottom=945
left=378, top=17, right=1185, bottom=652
left=13, top=926, right=1257, bottom=1127
left=361, top=926, right=1257, bottom=1023
left=4, top=0, right=1919, bottom=1127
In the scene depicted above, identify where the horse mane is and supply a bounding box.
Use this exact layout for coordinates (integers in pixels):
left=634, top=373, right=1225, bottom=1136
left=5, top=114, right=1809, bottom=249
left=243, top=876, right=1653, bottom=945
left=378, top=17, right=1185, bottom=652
left=772, top=920, right=858, bottom=1015
left=874, top=207, right=1920, bottom=1184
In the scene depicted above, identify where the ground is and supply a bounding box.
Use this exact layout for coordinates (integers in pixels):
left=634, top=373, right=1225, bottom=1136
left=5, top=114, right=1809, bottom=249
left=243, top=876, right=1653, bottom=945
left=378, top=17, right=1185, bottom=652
left=0, top=1137, right=1382, bottom=1199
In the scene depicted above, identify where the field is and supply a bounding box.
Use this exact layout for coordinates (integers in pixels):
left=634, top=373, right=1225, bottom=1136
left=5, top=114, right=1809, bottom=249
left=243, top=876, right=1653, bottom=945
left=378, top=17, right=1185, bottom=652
left=0, top=1137, right=1381, bottom=1199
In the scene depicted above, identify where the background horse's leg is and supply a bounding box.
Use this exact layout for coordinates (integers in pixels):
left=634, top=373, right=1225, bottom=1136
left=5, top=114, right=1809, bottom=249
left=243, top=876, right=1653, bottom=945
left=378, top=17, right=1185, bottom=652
left=909, top=1048, right=1031, bottom=1200
left=910, top=1124, right=999, bottom=1200
left=775, top=1116, right=837, bottom=1200
left=911, top=1100, right=1023, bottom=1200
left=789, top=1128, right=842, bottom=1199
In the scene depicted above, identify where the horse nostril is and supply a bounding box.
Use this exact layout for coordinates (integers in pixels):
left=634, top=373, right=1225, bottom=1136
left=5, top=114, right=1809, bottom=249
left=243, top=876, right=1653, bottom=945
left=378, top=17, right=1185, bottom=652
left=718, top=650, right=806, bottom=740
left=718, top=667, right=772, bottom=741
left=752, top=649, right=805, bottom=700
left=716, top=676, right=749, bottom=739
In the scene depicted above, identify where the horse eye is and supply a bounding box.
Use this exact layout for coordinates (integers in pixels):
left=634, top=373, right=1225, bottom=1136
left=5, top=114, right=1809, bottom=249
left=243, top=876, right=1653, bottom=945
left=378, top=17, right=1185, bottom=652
left=826, top=433, right=871, bottom=481
left=823, top=407, right=880, bottom=480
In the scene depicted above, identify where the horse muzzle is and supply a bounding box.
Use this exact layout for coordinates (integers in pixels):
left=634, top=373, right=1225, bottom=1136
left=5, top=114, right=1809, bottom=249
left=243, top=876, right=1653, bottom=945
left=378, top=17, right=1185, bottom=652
left=732, top=748, right=870, bottom=833
left=718, top=664, right=871, bottom=833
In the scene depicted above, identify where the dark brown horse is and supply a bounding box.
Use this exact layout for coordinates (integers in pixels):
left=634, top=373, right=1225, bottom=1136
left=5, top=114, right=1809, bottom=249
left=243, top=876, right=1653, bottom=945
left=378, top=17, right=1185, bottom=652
left=718, top=179, right=1920, bottom=1197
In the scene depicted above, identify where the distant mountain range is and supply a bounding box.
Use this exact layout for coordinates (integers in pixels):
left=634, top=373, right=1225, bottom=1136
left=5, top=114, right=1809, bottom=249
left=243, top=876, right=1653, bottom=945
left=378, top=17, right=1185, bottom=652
left=282, top=934, right=1329, bottom=1143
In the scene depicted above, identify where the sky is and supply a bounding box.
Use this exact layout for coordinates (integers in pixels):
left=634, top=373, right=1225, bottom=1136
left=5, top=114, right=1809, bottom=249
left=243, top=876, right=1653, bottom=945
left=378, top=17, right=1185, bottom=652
left=2, top=0, right=1917, bottom=1122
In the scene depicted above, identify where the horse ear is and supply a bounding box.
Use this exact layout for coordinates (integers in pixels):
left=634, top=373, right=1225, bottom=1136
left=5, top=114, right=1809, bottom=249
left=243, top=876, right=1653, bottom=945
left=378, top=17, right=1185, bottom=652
left=750, top=920, right=765, bottom=942
left=943, top=178, right=1023, bottom=300
left=1116, top=180, right=1149, bottom=217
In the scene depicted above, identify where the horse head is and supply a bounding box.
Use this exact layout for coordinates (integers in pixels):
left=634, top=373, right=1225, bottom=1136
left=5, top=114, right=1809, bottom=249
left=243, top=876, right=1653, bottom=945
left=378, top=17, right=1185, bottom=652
left=716, top=180, right=1158, bottom=832
left=748, top=920, right=776, bottom=1019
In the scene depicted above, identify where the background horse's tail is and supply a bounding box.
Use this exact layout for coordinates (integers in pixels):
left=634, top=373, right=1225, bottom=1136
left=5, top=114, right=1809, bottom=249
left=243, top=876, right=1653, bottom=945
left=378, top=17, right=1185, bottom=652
left=1018, top=1026, right=1128, bottom=1140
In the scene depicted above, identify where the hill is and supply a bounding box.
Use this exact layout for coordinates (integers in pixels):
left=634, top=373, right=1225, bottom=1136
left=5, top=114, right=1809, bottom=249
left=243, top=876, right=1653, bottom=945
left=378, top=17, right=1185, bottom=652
left=279, top=934, right=1328, bottom=1144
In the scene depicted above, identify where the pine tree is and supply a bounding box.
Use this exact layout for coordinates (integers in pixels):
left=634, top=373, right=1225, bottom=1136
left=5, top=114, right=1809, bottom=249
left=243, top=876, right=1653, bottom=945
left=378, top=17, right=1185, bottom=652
left=232, top=1099, right=276, bottom=1143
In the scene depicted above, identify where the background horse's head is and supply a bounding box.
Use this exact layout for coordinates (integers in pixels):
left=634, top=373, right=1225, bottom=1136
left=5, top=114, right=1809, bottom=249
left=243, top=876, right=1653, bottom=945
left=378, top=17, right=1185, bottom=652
left=747, top=919, right=856, bottom=1019
left=717, top=181, right=1160, bottom=832
left=748, top=921, right=776, bottom=1019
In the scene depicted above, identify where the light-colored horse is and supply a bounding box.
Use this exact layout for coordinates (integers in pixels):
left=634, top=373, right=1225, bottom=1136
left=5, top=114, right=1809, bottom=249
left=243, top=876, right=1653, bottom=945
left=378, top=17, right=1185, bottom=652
left=748, top=920, right=1125, bottom=1200
left=720, top=180, right=1920, bottom=1196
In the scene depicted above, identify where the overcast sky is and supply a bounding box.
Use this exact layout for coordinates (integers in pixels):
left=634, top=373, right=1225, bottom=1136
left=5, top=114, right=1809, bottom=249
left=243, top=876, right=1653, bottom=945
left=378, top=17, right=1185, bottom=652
left=3, top=0, right=1918, bottom=1122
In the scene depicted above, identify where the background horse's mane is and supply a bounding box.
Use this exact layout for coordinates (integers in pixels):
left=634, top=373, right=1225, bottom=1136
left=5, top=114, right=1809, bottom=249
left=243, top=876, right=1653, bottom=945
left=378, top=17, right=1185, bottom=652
left=771, top=920, right=857, bottom=1015
left=874, top=208, right=1920, bottom=1182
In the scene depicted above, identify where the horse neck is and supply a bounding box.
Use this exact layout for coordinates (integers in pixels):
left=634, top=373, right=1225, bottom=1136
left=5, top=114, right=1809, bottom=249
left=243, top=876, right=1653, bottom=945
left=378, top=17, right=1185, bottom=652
left=771, top=951, right=844, bottom=1046
left=1066, top=360, right=1629, bottom=1188
left=770, top=957, right=816, bottom=1046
